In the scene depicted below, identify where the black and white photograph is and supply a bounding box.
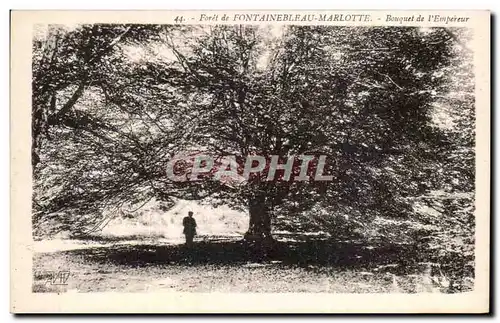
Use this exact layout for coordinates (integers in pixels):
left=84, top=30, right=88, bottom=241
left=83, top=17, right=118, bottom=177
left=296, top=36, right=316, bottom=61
left=10, top=10, right=490, bottom=313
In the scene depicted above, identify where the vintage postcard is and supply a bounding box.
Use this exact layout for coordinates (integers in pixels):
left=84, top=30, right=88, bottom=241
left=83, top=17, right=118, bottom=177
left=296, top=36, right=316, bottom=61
left=10, top=10, right=490, bottom=313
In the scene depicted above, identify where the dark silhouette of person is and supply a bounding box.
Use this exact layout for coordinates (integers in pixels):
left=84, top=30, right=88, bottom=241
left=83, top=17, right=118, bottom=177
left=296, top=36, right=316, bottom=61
left=182, top=211, right=197, bottom=246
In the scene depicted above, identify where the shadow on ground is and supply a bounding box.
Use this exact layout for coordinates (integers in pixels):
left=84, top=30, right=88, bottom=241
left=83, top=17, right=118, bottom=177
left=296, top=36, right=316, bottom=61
left=59, top=236, right=421, bottom=274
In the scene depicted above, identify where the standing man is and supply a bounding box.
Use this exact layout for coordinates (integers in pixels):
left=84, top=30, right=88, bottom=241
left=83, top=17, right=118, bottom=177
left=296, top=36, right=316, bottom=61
left=182, top=211, right=197, bottom=246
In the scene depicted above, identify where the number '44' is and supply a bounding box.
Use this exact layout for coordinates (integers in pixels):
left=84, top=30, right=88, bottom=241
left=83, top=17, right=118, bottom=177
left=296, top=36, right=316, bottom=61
left=174, top=16, right=185, bottom=23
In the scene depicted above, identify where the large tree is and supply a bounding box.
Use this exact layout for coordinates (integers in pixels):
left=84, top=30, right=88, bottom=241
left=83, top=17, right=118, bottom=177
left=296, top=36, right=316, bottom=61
left=146, top=25, right=458, bottom=240
left=33, top=25, right=467, bottom=242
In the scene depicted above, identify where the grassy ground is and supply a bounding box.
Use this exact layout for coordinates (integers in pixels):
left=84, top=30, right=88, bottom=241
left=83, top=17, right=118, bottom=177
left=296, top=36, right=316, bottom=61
left=32, top=235, right=458, bottom=293
left=32, top=200, right=473, bottom=293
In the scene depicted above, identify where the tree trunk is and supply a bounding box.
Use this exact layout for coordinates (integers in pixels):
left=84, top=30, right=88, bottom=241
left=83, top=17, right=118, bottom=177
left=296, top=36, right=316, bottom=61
left=244, top=195, right=273, bottom=241
left=244, top=195, right=274, bottom=249
left=243, top=195, right=275, bottom=262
